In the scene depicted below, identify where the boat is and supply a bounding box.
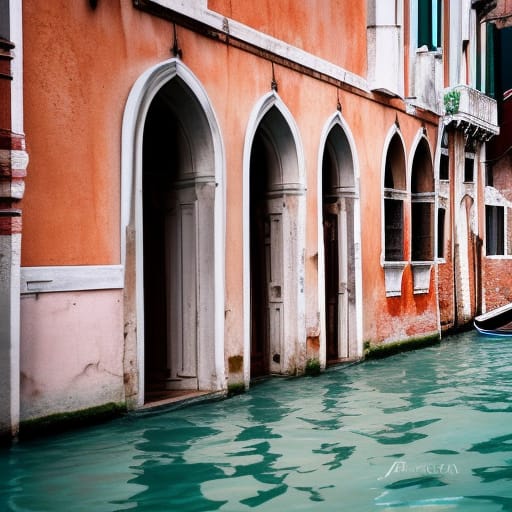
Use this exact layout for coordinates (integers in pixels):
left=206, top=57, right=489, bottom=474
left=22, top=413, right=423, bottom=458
left=474, top=302, right=512, bottom=336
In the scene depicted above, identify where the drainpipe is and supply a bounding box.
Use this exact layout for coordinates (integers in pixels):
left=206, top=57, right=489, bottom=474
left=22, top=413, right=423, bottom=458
left=0, top=0, right=27, bottom=443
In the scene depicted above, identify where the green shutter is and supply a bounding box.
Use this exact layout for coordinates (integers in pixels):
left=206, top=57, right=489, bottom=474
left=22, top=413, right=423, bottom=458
left=486, top=23, right=495, bottom=98
left=418, top=0, right=442, bottom=50
left=435, top=0, right=442, bottom=49
left=418, top=0, right=432, bottom=48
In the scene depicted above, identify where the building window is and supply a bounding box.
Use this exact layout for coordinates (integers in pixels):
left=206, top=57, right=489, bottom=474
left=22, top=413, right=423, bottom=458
left=437, top=207, right=446, bottom=259
left=440, top=153, right=449, bottom=180
left=412, top=202, right=434, bottom=260
left=411, top=138, right=435, bottom=262
left=464, top=156, right=474, bottom=182
left=384, top=133, right=407, bottom=262
left=486, top=205, right=504, bottom=255
left=464, top=139, right=476, bottom=183
left=439, top=129, right=449, bottom=180
left=486, top=163, right=494, bottom=186
left=385, top=199, right=404, bottom=260
left=418, top=0, right=442, bottom=50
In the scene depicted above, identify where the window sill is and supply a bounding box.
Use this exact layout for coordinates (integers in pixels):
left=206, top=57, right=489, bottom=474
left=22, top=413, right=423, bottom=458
left=411, top=261, right=433, bottom=294
left=383, top=261, right=407, bottom=297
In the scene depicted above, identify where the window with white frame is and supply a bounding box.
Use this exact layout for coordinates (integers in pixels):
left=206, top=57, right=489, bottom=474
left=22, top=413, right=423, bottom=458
left=486, top=204, right=505, bottom=255
left=464, top=138, right=476, bottom=183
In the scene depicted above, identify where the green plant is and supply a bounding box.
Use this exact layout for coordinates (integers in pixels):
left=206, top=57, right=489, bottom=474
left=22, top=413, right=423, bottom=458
left=444, top=90, right=460, bottom=115
left=305, top=358, right=321, bottom=376
left=227, top=382, right=246, bottom=396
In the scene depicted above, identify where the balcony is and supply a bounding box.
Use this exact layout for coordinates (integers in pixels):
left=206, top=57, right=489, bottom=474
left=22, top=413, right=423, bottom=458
left=443, top=85, right=499, bottom=140
left=367, top=25, right=403, bottom=96
left=411, top=48, right=444, bottom=113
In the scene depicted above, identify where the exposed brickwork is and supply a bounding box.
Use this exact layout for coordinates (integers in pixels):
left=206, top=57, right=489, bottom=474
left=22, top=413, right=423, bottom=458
left=0, top=38, right=14, bottom=131
left=0, top=214, right=21, bottom=235
left=438, top=260, right=455, bottom=330
left=0, top=130, right=27, bottom=216
left=482, top=258, right=512, bottom=310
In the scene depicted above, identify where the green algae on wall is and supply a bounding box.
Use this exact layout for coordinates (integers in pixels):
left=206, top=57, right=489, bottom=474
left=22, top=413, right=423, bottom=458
left=364, top=333, right=441, bottom=360
left=19, top=402, right=126, bottom=439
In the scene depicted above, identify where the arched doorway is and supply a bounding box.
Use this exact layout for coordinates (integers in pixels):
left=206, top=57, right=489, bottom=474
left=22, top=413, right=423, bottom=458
left=121, top=60, right=225, bottom=406
left=245, top=94, right=306, bottom=380
left=142, top=79, right=215, bottom=396
left=321, top=119, right=360, bottom=362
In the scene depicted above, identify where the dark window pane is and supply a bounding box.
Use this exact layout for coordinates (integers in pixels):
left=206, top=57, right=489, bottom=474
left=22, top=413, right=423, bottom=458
left=464, top=157, right=474, bottom=182
left=437, top=208, right=445, bottom=258
left=486, top=205, right=504, bottom=255
left=486, top=164, right=494, bottom=186
left=412, top=202, right=434, bottom=261
left=440, top=153, right=449, bottom=180
left=384, top=161, right=394, bottom=188
left=385, top=199, right=404, bottom=261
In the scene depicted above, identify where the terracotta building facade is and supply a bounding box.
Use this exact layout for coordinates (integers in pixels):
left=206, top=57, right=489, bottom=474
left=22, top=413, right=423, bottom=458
left=0, top=0, right=507, bottom=440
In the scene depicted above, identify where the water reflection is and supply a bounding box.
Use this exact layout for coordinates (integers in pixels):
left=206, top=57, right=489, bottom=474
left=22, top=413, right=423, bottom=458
left=1, top=331, right=512, bottom=511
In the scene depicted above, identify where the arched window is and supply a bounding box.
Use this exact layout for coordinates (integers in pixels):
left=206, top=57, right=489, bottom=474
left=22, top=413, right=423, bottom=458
left=411, top=137, right=435, bottom=262
left=384, top=133, right=407, bottom=261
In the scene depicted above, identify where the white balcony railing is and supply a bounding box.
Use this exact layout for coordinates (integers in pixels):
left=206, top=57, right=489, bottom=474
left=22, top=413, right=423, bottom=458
left=443, top=85, right=499, bottom=138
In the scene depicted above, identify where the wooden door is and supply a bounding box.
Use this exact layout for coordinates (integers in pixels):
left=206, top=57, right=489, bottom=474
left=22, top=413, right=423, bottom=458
left=324, top=201, right=349, bottom=361
left=324, top=206, right=339, bottom=361
left=250, top=204, right=270, bottom=377
left=166, top=198, right=199, bottom=389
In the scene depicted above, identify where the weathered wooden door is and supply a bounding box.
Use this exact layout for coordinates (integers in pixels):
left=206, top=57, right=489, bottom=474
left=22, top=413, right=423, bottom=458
left=337, top=199, right=349, bottom=359
left=324, top=206, right=339, bottom=362
left=323, top=201, right=349, bottom=361
left=166, top=195, right=198, bottom=389
left=267, top=211, right=284, bottom=373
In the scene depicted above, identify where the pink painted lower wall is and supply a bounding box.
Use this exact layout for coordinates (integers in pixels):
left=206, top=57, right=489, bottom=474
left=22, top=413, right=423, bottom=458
left=20, top=289, right=125, bottom=420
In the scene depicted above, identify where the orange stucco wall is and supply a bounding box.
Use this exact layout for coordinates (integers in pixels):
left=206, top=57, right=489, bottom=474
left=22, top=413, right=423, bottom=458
left=21, top=0, right=440, bottom=381
left=208, top=0, right=368, bottom=77
left=21, top=1, right=175, bottom=265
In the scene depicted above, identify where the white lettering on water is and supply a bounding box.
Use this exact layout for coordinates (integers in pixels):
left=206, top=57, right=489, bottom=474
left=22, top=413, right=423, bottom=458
left=381, top=460, right=459, bottom=479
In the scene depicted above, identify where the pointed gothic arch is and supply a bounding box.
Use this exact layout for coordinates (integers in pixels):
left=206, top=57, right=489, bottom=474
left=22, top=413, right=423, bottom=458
left=381, top=125, right=408, bottom=296
left=409, top=130, right=435, bottom=294
left=318, top=112, right=363, bottom=364
left=410, top=133, right=435, bottom=262
left=121, top=59, right=225, bottom=406
left=242, top=92, right=306, bottom=382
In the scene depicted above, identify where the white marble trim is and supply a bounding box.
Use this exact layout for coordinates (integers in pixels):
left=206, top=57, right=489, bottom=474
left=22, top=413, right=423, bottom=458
left=20, top=265, right=124, bottom=294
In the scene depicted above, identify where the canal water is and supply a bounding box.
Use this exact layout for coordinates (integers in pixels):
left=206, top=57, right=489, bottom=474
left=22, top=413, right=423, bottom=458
left=2, top=330, right=512, bottom=511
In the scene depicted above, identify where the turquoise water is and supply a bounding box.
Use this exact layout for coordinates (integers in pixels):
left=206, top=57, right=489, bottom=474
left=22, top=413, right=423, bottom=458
left=2, top=331, right=512, bottom=511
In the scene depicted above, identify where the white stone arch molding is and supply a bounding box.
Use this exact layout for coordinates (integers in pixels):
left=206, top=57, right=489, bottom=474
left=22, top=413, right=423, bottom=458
left=380, top=123, right=408, bottom=297
left=408, top=127, right=435, bottom=259
left=317, top=111, right=363, bottom=361
left=380, top=123, right=408, bottom=263
left=242, top=90, right=307, bottom=384
left=121, top=58, right=226, bottom=406
left=409, top=128, right=436, bottom=295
